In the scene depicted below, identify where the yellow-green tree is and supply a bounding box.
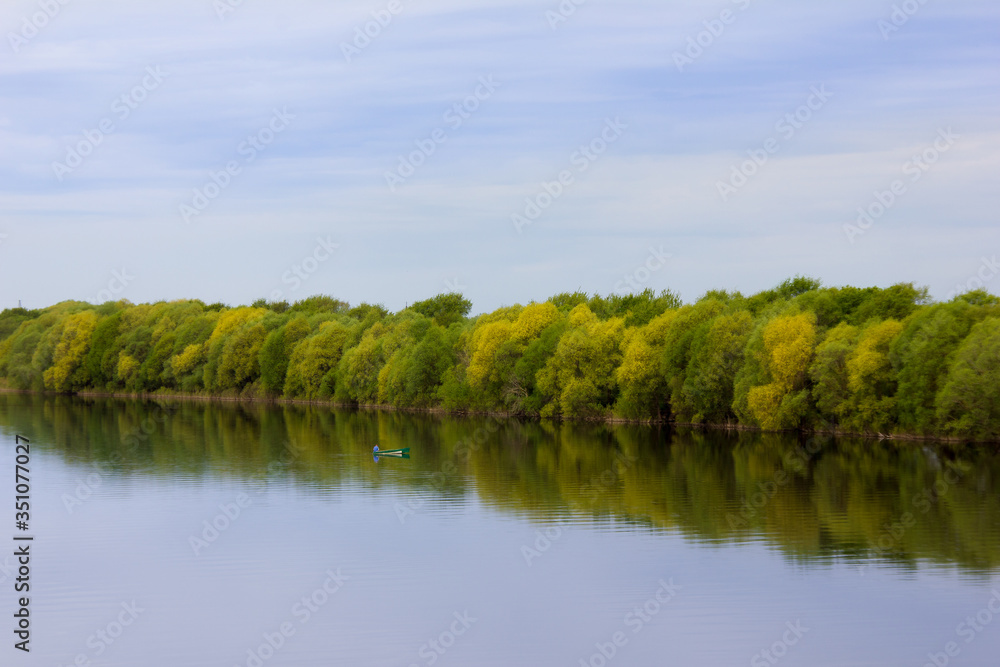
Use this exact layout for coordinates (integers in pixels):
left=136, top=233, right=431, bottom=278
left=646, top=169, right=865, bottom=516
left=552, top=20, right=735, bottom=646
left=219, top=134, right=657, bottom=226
left=116, top=351, right=140, bottom=390
left=467, top=320, right=514, bottom=388
left=337, top=322, right=387, bottom=403
left=615, top=310, right=677, bottom=418
left=463, top=303, right=561, bottom=409
left=42, top=311, right=98, bottom=392
left=172, top=343, right=207, bottom=378
left=538, top=305, right=625, bottom=418
left=217, top=323, right=268, bottom=390
left=841, top=319, right=904, bottom=433
left=203, top=307, right=267, bottom=391
left=284, top=321, right=351, bottom=399
left=744, top=313, right=817, bottom=430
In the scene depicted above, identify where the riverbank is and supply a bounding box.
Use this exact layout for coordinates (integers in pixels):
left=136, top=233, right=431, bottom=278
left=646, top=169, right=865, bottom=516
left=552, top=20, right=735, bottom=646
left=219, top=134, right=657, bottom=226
left=1, top=387, right=991, bottom=445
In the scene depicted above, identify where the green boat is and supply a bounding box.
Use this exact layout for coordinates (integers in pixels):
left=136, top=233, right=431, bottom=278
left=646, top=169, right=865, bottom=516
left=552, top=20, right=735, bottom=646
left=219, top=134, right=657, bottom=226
left=373, top=447, right=410, bottom=455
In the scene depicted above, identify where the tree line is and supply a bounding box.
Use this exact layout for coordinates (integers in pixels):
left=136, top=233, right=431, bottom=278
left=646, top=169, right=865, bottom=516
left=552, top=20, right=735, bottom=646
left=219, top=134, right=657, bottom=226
left=0, top=278, right=997, bottom=440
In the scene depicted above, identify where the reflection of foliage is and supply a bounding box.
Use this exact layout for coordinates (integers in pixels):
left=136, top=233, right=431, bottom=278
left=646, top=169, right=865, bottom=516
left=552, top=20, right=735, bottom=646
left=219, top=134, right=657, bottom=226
left=0, top=282, right=998, bottom=438
left=3, top=392, right=998, bottom=573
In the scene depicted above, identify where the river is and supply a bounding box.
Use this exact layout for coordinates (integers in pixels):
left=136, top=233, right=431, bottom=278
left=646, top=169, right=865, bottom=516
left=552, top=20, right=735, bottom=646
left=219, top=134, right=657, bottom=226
left=0, top=393, right=998, bottom=666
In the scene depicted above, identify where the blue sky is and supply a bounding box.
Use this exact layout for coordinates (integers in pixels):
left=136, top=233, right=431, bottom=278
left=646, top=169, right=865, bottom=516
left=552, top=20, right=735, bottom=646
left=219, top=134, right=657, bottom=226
left=1, top=0, right=998, bottom=313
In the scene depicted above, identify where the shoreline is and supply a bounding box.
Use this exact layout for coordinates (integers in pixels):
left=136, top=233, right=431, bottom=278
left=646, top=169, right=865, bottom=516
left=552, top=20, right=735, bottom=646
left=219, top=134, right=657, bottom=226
left=0, top=387, right=991, bottom=445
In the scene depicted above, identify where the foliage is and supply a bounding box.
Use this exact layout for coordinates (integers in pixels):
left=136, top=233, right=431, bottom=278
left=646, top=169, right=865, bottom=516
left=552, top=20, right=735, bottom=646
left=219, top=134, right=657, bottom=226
left=42, top=311, right=98, bottom=392
left=409, top=293, right=472, bottom=328
left=284, top=321, right=351, bottom=399
left=890, top=302, right=981, bottom=434
left=809, top=323, right=859, bottom=424
left=259, top=317, right=311, bottom=396
left=537, top=305, right=625, bottom=418
left=742, top=313, right=817, bottom=430
left=0, top=279, right=997, bottom=439
left=615, top=310, right=677, bottom=418
left=681, top=310, right=754, bottom=423
left=935, top=317, right=1000, bottom=440
left=841, top=319, right=905, bottom=433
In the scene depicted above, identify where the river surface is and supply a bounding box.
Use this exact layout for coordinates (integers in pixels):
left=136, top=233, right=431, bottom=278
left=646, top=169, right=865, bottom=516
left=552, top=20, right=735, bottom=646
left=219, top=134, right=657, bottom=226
left=0, top=393, right=998, bottom=666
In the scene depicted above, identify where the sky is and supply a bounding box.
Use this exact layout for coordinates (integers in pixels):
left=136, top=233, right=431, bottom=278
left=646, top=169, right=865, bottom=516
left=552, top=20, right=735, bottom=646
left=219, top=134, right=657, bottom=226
left=0, top=0, right=998, bottom=314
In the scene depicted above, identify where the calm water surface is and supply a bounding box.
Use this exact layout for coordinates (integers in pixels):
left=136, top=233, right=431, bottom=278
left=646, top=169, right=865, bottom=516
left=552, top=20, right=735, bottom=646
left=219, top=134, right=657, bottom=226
left=1, top=394, right=998, bottom=666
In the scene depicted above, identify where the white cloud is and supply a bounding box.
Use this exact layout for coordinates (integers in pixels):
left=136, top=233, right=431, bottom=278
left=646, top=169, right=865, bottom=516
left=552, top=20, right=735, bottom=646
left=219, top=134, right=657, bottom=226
left=0, top=0, right=997, bottom=310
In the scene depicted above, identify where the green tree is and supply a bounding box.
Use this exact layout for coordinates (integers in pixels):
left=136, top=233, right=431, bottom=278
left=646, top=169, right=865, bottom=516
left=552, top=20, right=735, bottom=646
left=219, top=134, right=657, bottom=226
left=841, top=319, right=904, bottom=433
left=409, top=293, right=472, bottom=328
left=740, top=312, right=817, bottom=430
left=809, top=323, right=859, bottom=424
left=681, top=310, right=754, bottom=422
left=85, top=312, right=123, bottom=388
left=42, top=311, right=98, bottom=391
left=891, top=302, right=980, bottom=434
left=935, top=317, right=1000, bottom=440
left=660, top=299, right=727, bottom=419
left=216, top=324, right=268, bottom=391
left=259, top=317, right=311, bottom=396
left=404, top=325, right=455, bottom=406
left=284, top=321, right=351, bottom=399
left=537, top=305, right=625, bottom=418
left=614, top=310, right=677, bottom=419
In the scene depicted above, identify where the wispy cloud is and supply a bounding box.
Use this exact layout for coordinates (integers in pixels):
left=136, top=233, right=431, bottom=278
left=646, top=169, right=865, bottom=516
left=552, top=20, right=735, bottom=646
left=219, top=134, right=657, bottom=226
left=1, top=0, right=998, bottom=309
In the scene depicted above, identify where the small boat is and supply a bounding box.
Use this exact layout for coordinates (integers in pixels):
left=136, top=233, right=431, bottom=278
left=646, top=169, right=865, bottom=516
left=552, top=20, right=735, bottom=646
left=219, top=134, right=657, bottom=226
left=373, top=447, right=410, bottom=456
